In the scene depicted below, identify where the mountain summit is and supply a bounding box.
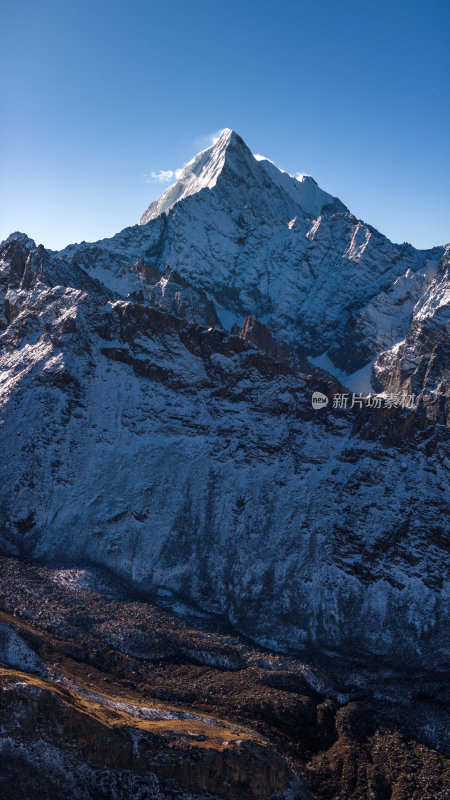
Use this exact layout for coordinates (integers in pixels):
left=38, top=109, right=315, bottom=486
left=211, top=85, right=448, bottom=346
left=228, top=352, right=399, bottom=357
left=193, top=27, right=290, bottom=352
left=140, top=128, right=341, bottom=223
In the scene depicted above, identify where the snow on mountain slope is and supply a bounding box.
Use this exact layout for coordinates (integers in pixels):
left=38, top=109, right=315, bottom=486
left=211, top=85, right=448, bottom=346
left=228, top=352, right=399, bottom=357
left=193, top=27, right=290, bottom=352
left=373, top=245, right=450, bottom=422
left=0, top=236, right=448, bottom=672
left=256, top=157, right=339, bottom=219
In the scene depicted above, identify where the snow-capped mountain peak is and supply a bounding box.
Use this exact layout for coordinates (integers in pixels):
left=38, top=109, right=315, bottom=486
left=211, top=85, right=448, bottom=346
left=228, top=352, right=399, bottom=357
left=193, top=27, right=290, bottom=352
left=140, top=128, right=245, bottom=223
left=3, top=231, right=37, bottom=250
left=140, top=128, right=342, bottom=224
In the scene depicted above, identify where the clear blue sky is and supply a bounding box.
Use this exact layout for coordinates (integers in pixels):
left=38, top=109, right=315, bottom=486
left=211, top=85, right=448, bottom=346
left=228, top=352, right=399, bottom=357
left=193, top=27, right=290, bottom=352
left=1, top=0, right=449, bottom=250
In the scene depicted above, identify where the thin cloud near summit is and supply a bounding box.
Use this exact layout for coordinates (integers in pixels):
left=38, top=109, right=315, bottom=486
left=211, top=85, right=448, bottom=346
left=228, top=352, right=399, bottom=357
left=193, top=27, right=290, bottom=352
left=194, top=129, right=224, bottom=148
left=142, top=130, right=225, bottom=185
left=142, top=168, right=183, bottom=184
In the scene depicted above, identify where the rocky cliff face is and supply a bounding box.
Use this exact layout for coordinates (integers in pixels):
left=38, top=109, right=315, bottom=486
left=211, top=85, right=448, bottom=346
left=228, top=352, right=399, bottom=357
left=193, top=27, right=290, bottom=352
left=0, top=131, right=449, bottom=795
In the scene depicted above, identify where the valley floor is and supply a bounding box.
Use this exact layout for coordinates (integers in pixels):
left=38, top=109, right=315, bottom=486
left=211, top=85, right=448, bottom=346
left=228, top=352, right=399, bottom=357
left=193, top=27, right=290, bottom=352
left=0, top=556, right=448, bottom=800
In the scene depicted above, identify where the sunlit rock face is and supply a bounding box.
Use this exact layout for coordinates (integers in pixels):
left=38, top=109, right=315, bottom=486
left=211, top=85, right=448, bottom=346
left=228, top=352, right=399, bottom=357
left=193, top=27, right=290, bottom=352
left=0, top=130, right=448, bottom=677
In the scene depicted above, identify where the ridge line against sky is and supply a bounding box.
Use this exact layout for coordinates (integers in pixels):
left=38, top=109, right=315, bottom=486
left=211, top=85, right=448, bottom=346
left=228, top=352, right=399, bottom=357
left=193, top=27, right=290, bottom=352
left=1, top=0, right=449, bottom=251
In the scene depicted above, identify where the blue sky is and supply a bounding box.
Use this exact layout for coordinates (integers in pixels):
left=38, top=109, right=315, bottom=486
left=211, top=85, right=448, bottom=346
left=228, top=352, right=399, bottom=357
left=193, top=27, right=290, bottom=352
left=1, top=0, right=449, bottom=250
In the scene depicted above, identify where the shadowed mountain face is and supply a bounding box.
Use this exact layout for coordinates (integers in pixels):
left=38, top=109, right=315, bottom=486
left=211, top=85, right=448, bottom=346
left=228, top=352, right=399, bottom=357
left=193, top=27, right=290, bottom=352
left=0, top=131, right=448, bottom=798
